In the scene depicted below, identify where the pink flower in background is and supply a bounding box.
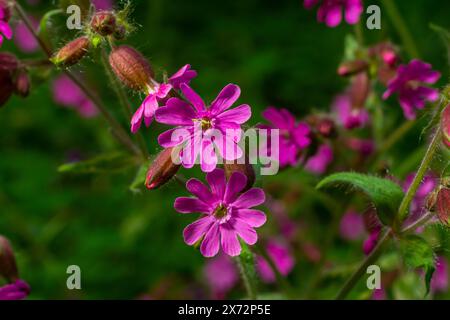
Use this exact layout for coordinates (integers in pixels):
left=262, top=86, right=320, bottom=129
left=304, top=0, right=364, bottom=27
left=0, top=280, right=30, bottom=300
left=346, top=138, right=374, bottom=156
left=372, top=288, right=386, bottom=300
left=305, top=144, right=333, bottom=175
left=175, top=169, right=266, bottom=257
left=52, top=75, right=98, bottom=118
left=383, top=59, right=441, bottom=119
left=14, top=17, right=39, bottom=53
left=339, top=210, right=365, bottom=241
left=333, top=94, right=369, bottom=129
left=204, top=254, right=238, bottom=298
left=0, top=1, right=12, bottom=46
left=92, top=0, right=114, bottom=10
left=363, top=227, right=381, bottom=255
left=431, top=256, right=448, bottom=293
left=402, top=173, right=436, bottom=229
left=131, top=64, right=197, bottom=133
left=257, top=240, right=295, bottom=283
left=156, top=83, right=250, bottom=172
left=260, top=107, right=311, bottom=168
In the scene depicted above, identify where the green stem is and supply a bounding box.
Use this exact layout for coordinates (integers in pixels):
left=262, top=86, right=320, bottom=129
left=335, top=228, right=392, bottom=300
left=381, top=0, right=420, bottom=58
left=100, top=48, right=150, bottom=159
left=14, top=1, right=142, bottom=156
left=236, top=255, right=258, bottom=300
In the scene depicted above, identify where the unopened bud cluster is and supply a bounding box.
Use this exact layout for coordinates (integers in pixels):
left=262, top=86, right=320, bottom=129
left=0, top=53, right=31, bottom=107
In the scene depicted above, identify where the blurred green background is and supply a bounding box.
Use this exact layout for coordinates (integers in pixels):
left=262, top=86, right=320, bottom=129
left=0, top=0, right=449, bottom=299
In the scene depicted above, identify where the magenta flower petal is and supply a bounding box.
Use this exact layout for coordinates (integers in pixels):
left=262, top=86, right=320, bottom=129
left=169, top=64, right=197, bottom=90
left=155, top=98, right=196, bottom=125
left=0, top=280, right=30, bottom=300
left=174, top=197, right=212, bottom=214
left=234, top=209, right=267, bottom=228
left=305, top=144, right=333, bottom=175
left=231, top=218, right=258, bottom=245
left=183, top=216, right=215, bottom=245
left=214, top=134, right=243, bottom=161
left=14, top=18, right=39, bottom=53
left=186, top=178, right=214, bottom=204
left=220, top=224, right=241, bottom=256
left=180, top=84, right=205, bottom=112
left=155, top=83, right=172, bottom=99
left=130, top=104, right=145, bottom=134
left=200, top=223, right=221, bottom=257
left=344, top=0, right=363, bottom=24
left=339, top=210, right=365, bottom=240
left=216, top=104, right=251, bottom=124
left=257, top=241, right=295, bottom=283
left=180, top=131, right=202, bottom=168
left=142, top=94, right=158, bottom=127
left=233, top=188, right=266, bottom=209
left=223, top=172, right=247, bottom=204
left=206, top=168, right=227, bottom=199
left=262, top=106, right=289, bottom=129
left=158, top=127, right=191, bottom=147
left=0, top=20, right=12, bottom=39
left=210, top=84, right=241, bottom=115
left=201, top=140, right=218, bottom=172
left=204, top=254, right=238, bottom=296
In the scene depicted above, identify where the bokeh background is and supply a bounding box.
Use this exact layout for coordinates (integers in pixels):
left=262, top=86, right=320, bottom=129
left=0, top=0, right=449, bottom=299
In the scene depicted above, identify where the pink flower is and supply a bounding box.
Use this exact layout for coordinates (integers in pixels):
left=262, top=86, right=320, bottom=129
left=383, top=59, right=441, bottom=119
left=260, top=107, right=311, bottom=168
left=305, top=144, right=333, bottom=175
left=333, top=94, right=369, bottom=129
left=0, top=280, right=30, bottom=300
left=14, top=17, right=39, bottom=53
left=0, top=1, right=12, bottom=46
left=431, top=256, right=448, bottom=293
left=92, top=0, right=114, bottom=10
left=256, top=240, right=295, bottom=283
left=339, top=210, right=365, bottom=241
left=156, top=84, right=250, bottom=172
left=52, top=75, right=98, bottom=118
left=175, top=169, right=266, bottom=257
left=204, top=254, right=238, bottom=298
left=131, top=64, right=197, bottom=134
left=304, top=0, right=364, bottom=27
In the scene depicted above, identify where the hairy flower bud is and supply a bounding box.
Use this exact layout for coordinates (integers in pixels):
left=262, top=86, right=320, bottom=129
left=14, top=71, right=30, bottom=98
left=436, top=188, right=450, bottom=226
left=145, top=147, right=181, bottom=190
left=316, top=118, right=337, bottom=138
left=0, top=236, right=18, bottom=282
left=109, top=45, right=154, bottom=92
left=51, top=36, right=90, bottom=67
left=337, top=60, right=368, bottom=77
left=90, top=11, right=116, bottom=36
left=442, top=104, right=450, bottom=148
left=224, top=158, right=256, bottom=193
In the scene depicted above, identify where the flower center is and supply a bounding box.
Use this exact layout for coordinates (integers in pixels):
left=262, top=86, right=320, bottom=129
left=213, top=203, right=231, bottom=223
left=194, top=117, right=214, bottom=131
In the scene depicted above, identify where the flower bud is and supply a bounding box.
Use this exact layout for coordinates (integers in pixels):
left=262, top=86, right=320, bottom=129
left=337, top=60, right=368, bottom=77
left=316, top=118, right=337, bottom=138
left=145, top=147, right=181, bottom=190
left=90, top=11, right=116, bottom=36
left=51, top=36, right=90, bottom=67
left=0, top=0, right=11, bottom=22
left=436, top=188, right=450, bottom=226
left=442, top=104, right=450, bottom=148
left=224, top=157, right=256, bottom=192
left=0, top=236, right=18, bottom=282
left=14, top=71, right=30, bottom=98
left=349, top=72, right=370, bottom=109
left=109, top=45, right=154, bottom=92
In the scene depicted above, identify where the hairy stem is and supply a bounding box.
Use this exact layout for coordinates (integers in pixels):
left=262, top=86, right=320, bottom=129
left=335, top=228, right=392, bottom=300
left=13, top=1, right=142, bottom=156
left=381, top=0, right=420, bottom=58
left=236, top=255, right=258, bottom=300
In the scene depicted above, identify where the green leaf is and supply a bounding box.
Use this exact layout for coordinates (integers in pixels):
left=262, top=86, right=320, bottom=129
left=58, top=152, right=138, bottom=174
left=317, top=172, right=404, bottom=226
left=399, top=235, right=436, bottom=296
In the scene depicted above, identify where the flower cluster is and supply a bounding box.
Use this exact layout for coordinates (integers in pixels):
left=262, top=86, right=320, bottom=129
left=304, top=0, right=364, bottom=27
